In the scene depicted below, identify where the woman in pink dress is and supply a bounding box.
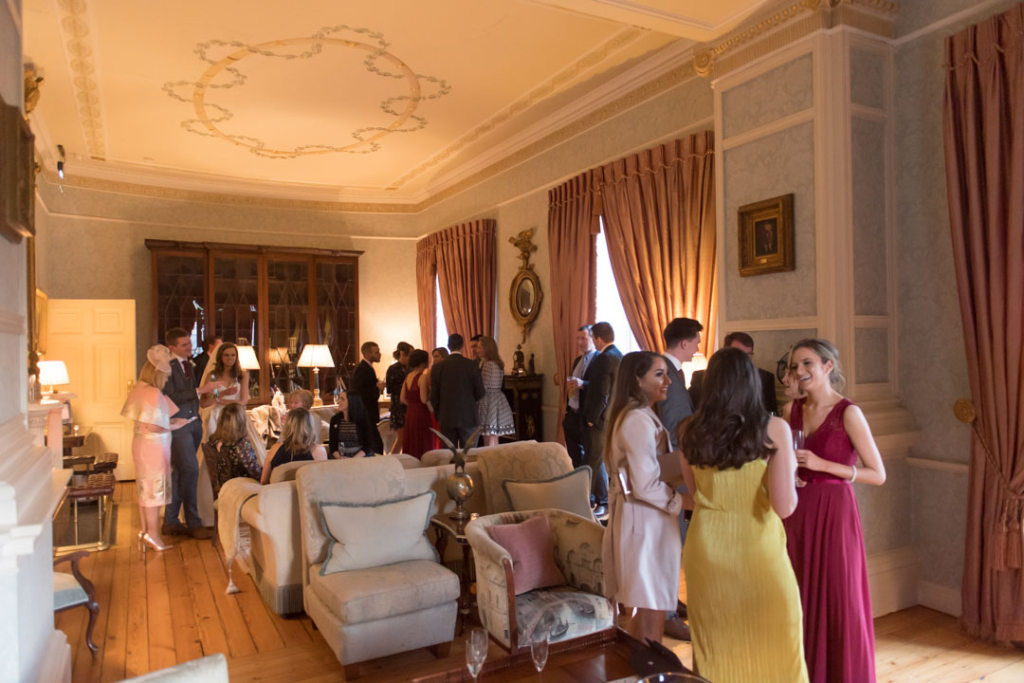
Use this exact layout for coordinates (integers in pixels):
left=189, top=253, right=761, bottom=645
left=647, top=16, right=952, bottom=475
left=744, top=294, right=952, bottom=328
left=783, top=339, right=887, bottom=682
left=121, top=345, right=209, bottom=553
left=402, top=350, right=438, bottom=458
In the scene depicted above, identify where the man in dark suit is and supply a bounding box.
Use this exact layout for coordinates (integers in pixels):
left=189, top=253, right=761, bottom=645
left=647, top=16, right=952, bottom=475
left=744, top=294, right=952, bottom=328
left=690, top=332, right=778, bottom=415
left=350, top=341, right=385, bottom=454
left=563, top=325, right=597, bottom=470
left=192, top=335, right=222, bottom=381
left=430, top=333, right=485, bottom=448
left=163, top=327, right=221, bottom=538
left=581, top=321, right=622, bottom=518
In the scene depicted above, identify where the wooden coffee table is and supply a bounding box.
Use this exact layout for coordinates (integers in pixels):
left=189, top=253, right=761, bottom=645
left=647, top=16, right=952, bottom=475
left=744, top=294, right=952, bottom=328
left=413, top=628, right=651, bottom=682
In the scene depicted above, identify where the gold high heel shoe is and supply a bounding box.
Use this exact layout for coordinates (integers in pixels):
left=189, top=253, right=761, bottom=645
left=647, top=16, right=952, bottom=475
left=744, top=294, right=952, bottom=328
left=140, top=532, right=173, bottom=554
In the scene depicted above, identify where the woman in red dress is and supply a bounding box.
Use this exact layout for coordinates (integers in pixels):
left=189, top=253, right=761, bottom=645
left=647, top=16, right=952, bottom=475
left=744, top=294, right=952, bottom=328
left=783, top=339, right=887, bottom=683
left=402, top=350, right=438, bottom=458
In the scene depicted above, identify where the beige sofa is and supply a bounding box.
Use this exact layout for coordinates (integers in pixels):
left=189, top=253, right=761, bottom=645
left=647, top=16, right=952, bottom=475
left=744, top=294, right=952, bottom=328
left=234, top=441, right=572, bottom=615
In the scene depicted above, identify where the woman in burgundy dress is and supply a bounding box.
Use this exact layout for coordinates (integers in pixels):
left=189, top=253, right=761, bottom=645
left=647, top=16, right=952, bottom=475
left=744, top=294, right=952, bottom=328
left=783, top=339, right=887, bottom=683
left=402, top=350, right=438, bottom=458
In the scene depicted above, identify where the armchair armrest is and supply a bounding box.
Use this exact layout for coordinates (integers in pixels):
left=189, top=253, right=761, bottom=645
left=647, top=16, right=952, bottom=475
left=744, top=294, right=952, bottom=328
left=465, top=521, right=516, bottom=650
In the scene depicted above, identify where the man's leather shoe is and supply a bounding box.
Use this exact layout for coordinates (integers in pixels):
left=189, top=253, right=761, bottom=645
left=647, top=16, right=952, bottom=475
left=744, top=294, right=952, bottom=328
left=676, top=600, right=688, bottom=620
left=187, top=526, right=213, bottom=540
left=593, top=504, right=609, bottom=519
left=162, top=522, right=187, bottom=536
left=663, top=616, right=691, bottom=641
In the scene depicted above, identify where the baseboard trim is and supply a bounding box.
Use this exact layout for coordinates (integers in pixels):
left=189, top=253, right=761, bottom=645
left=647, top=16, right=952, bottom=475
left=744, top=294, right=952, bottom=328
left=866, top=546, right=920, bottom=617
left=36, top=629, right=71, bottom=683
left=918, top=580, right=962, bottom=617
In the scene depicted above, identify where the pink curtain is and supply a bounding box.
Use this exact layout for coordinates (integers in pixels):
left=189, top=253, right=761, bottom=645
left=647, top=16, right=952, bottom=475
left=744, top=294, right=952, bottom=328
left=944, top=4, right=1024, bottom=641
left=433, top=220, right=497, bottom=340
left=416, top=235, right=438, bottom=352
left=598, top=132, right=717, bottom=355
left=548, top=170, right=600, bottom=444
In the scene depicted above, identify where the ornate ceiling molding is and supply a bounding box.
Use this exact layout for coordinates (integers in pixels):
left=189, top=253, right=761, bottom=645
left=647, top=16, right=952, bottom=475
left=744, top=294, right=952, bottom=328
left=163, top=25, right=451, bottom=159
left=54, top=0, right=107, bottom=159
left=692, top=0, right=899, bottom=78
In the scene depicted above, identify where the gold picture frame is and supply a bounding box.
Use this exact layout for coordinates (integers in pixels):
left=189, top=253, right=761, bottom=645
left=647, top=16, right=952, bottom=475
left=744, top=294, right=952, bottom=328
left=0, top=95, right=36, bottom=243
left=508, top=228, right=543, bottom=342
left=34, top=288, right=48, bottom=355
left=738, top=193, right=794, bottom=277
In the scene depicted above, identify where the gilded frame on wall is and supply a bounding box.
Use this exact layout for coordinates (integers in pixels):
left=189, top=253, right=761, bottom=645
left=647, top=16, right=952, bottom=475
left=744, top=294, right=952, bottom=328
left=508, top=228, right=543, bottom=342
left=34, top=288, right=48, bottom=355
left=0, top=95, right=36, bottom=243
left=738, top=193, right=794, bottom=277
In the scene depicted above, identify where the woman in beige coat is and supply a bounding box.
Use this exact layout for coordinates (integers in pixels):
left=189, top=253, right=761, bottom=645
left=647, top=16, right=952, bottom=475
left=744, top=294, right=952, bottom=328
left=601, top=351, right=684, bottom=643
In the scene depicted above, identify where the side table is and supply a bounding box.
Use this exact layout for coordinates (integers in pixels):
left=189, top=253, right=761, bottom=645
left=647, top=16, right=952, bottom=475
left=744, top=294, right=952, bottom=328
left=430, top=512, right=477, bottom=636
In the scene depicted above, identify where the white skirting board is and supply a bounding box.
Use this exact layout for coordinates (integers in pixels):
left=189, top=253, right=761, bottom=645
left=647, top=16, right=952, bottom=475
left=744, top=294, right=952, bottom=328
left=918, top=580, right=962, bottom=618
left=36, top=630, right=71, bottom=683
left=866, top=546, right=920, bottom=617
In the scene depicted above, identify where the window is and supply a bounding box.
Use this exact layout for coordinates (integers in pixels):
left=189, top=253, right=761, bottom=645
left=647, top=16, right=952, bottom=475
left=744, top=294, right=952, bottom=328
left=435, top=275, right=448, bottom=350
left=594, top=224, right=643, bottom=354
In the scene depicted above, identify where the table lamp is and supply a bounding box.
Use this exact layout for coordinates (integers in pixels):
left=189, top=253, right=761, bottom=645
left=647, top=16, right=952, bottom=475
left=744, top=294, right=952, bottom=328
left=297, top=344, right=334, bottom=406
left=38, top=360, right=70, bottom=395
left=236, top=344, right=261, bottom=371
left=682, top=352, right=707, bottom=389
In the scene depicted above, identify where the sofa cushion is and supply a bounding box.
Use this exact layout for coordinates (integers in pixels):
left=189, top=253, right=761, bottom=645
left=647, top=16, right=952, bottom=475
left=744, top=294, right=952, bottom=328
left=488, top=515, right=565, bottom=595
left=477, top=442, right=574, bottom=514
left=320, top=491, right=437, bottom=575
left=502, top=467, right=596, bottom=522
left=308, top=559, right=459, bottom=625
left=515, top=587, right=615, bottom=647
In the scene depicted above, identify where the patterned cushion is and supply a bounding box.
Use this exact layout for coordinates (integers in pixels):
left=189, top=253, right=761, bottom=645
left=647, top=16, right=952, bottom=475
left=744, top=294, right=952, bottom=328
left=53, top=572, right=88, bottom=610
left=514, top=587, right=615, bottom=647
left=308, top=559, right=459, bottom=625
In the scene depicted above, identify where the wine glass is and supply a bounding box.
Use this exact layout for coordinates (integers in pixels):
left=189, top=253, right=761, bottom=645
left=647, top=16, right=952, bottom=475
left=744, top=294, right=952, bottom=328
left=466, top=627, right=488, bottom=682
left=531, top=625, right=550, bottom=673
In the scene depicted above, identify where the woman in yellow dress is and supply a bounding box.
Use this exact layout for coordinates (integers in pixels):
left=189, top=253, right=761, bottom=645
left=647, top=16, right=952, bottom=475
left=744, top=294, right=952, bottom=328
left=679, top=347, right=808, bottom=682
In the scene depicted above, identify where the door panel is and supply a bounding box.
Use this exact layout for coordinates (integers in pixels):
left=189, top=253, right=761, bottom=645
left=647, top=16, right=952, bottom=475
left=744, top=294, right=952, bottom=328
left=46, top=300, right=137, bottom=480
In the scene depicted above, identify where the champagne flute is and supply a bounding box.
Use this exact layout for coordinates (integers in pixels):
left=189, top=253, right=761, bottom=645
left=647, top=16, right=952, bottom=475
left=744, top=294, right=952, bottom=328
left=466, top=627, right=488, bottom=682
left=792, top=429, right=804, bottom=450
left=531, top=626, right=550, bottom=674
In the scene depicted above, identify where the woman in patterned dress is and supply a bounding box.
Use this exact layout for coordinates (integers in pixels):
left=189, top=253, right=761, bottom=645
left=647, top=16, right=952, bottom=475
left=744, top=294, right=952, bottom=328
left=476, top=336, right=514, bottom=446
left=209, top=403, right=263, bottom=481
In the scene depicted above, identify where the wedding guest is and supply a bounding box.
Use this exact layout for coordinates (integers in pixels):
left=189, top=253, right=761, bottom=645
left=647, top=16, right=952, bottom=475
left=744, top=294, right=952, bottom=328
left=209, top=403, right=262, bottom=481
left=402, top=350, right=438, bottom=458
left=328, top=390, right=376, bottom=459
left=428, top=347, right=450, bottom=414
left=469, top=334, right=484, bottom=367
left=286, top=389, right=314, bottom=410
left=679, top=348, right=807, bottom=682
left=162, top=327, right=222, bottom=539
left=564, top=325, right=597, bottom=469
left=783, top=339, right=886, bottom=683
left=199, top=342, right=249, bottom=438
left=351, top=341, right=386, bottom=453
left=691, top=332, right=779, bottom=415
left=431, top=347, right=450, bottom=365
left=477, top=336, right=514, bottom=447
left=193, top=336, right=222, bottom=382
left=601, top=351, right=681, bottom=644
left=386, top=342, right=413, bottom=453
left=582, top=321, right=621, bottom=517
left=121, top=345, right=200, bottom=553
left=430, top=333, right=485, bottom=447
left=261, top=408, right=327, bottom=484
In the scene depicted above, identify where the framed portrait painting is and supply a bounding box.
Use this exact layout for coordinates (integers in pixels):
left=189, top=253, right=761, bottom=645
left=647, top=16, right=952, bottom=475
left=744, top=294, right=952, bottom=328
left=0, top=95, right=35, bottom=243
left=738, top=193, right=794, bottom=277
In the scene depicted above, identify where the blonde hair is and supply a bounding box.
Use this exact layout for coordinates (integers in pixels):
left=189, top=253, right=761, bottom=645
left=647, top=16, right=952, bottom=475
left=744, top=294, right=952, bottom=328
left=286, top=389, right=314, bottom=409
left=138, top=361, right=169, bottom=390
left=480, top=336, right=504, bottom=369
left=282, top=408, right=319, bottom=453
left=212, top=403, right=247, bottom=444
left=791, top=338, right=846, bottom=392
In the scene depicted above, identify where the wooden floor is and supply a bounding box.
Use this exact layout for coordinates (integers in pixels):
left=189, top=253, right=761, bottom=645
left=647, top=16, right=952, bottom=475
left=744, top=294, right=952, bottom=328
left=56, top=484, right=1024, bottom=682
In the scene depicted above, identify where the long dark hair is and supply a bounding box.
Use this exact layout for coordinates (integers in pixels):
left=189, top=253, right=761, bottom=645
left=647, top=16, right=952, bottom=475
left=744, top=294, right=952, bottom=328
left=680, top=347, right=776, bottom=469
left=212, top=342, right=242, bottom=381
left=603, top=351, right=663, bottom=457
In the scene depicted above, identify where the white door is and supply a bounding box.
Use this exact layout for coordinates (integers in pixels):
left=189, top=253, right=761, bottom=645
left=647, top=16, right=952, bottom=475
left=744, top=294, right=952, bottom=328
left=46, top=300, right=137, bottom=480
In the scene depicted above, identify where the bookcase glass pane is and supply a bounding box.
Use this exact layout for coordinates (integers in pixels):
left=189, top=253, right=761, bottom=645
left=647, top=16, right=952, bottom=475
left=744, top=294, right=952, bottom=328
left=155, top=254, right=206, bottom=348
left=214, top=257, right=260, bottom=399
left=316, top=262, right=357, bottom=397
left=267, top=260, right=310, bottom=392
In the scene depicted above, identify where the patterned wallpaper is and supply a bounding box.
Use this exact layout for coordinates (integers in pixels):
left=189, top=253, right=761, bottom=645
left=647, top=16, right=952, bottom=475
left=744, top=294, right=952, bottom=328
left=721, top=53, right=813, bottom=139
left=850, top=48, right=886, bottom=110
left=852, top=116, right=890, bottom=316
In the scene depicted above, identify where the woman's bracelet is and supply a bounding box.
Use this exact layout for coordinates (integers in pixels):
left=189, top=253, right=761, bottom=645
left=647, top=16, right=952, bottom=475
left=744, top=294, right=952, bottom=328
left=850, top=465, right=858, bottom=483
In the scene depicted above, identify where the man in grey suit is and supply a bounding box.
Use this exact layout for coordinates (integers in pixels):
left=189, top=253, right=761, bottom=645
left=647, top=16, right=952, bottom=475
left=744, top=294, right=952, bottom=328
left=430, top=333, right=485, bottom=448
left=162, top=327, right=222, bottom=538
left=581, top=321, right=621, bottom=518
left=657, top=317, right=702, bottom=641
left=563, top=325, right=597, bottom=469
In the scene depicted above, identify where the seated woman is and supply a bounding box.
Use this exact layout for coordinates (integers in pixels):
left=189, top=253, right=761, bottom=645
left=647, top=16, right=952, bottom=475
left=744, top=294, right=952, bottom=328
left=261, top=408, right=327, bottom=484
left=209, top=403, right=263, bottom=482
left=328, top=390, right=377, bottom=458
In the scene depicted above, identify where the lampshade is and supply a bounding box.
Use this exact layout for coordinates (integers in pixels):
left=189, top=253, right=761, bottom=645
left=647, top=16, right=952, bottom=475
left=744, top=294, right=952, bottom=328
left=682, top=352, right=708, bottom=388
left=297, top=344, right=334, bottom=369
left=39, top=360, right=70, bottom=387
left=268, top=347, right=290, bottom=365
left=236, top=345, right=260, bottom=371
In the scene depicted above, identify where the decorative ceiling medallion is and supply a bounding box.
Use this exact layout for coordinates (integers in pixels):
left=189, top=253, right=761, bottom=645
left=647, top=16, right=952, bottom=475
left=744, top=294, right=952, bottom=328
left=163, top=25, right=451, bottom=159
left=56, top=0, right=107, bottom=159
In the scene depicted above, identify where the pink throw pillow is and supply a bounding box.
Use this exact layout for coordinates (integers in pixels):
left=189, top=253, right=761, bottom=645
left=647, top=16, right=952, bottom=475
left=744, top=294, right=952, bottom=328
left=488, top=515, right=566, bottom=595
